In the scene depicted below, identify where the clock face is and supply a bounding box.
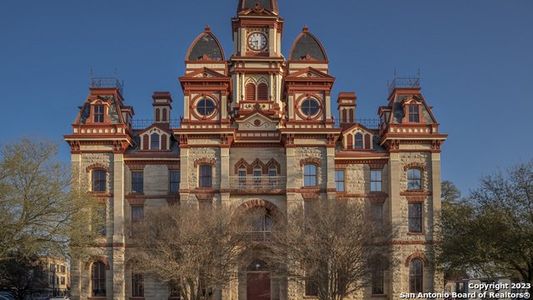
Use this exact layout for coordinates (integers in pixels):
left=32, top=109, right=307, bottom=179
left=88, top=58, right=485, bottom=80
left=247, top=32, right=268, bottom=51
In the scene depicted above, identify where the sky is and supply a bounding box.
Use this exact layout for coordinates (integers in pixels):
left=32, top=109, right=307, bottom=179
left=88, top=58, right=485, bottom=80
left=0, top=0, right=532, bottom=195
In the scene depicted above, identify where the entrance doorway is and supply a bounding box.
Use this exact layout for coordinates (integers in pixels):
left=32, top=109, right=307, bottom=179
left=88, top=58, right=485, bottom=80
left=246, top=260, right=271, bottom=300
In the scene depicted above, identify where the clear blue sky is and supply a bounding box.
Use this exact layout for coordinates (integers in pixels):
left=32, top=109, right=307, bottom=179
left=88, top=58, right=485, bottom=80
left=1, top=0, right=532, bottom=195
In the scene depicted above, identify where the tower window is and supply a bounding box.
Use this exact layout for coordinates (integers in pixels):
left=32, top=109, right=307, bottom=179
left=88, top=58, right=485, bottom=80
left=199, top=165, right=213, bottom=188
left=407, top=169, right=422, bottom=190
left=196, top=98, right=216, bottom=116
left=303, top=164, right=318, bottom=187
left=94, top=105, right=104, bottom=123
left=257, top=83, right=269, bottom=100
left=409, top=258, right=423, bottom=293
left=408, top=203, right=423, bottom=233
left=92, top=170, right=106, bottom=192
left=409, top=104, right=420, bottom=123
left=301, top=99, right=320, bottom=117
left=245, top=83, right=256, bottom=101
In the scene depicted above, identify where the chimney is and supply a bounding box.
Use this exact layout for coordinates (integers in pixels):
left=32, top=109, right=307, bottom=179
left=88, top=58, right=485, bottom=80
left=337, top=92, right=357, bottom=127
left=152, top=92, right=173, bottom=125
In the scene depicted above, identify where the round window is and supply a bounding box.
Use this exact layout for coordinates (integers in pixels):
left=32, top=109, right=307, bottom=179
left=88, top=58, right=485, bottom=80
left=301, top=98, right=320, bottom=117
left=196, top=98, right=216, bottom=116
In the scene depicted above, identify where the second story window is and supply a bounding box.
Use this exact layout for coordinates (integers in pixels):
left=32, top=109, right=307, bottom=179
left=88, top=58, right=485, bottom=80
left=408, top=203, right=423, bottom=233
left=409, top=104, right=420, bottom=123
left=199, top=165, right=212, bottom=188
left=238, top=168, right=247, bottom=188
left=131, top=171, right=144, bottom=194
left=371, top=169, right=382, bottom=192
left=335, top=170, right=345, bottom=192
left=94, top=105, right=104, bottom=123
left=169, top=170, right=180, bottom=194
left=303, top=164, right=317, bottom=187
left=150, top=133, right=160, bottom=150
left=253, top=167, right=262, bottom=186
left=92, top=170, right=106, bottom=192
left=407, top=169, right=422, bottom=190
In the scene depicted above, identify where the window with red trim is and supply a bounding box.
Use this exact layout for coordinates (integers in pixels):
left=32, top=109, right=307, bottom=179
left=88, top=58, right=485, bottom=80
left=245, top=83, right=256, bottom=101
left=409, top=104, right=420, bottom=123
left=257, top=83, right=268, bottom=100
left=94, top=105, right=104, bottom=123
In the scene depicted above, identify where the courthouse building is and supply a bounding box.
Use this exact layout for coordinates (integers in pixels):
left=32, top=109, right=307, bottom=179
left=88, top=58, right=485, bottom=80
left=65, top=1, right=447, bottom=299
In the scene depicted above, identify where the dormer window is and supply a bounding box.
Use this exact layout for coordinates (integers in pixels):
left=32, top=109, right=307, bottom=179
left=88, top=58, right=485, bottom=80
left=409, top=104, right=420, bottom=123
left=354, top=133, right=364, bottom=149
left=150, top=133, right=160, bottom=150
left=94, top=105, right=104, bottom=123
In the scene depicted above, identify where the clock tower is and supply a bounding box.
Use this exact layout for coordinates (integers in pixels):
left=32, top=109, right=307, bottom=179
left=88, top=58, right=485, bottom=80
left=231, top=0, right=284, bottom=123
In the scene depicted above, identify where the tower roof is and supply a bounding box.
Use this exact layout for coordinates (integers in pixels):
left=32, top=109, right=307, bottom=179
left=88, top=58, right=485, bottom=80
left=186, top=27, right=225, bottom=62
left=289, top=28, right=328, bottom=62
left=238, top=0, right=279, bottom=14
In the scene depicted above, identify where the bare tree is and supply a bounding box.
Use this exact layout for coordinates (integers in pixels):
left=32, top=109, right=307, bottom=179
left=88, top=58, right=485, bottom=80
left=0, top=252, right=48, bottom=300
left=132, top=204, right=251, bottom=300
left=0, top=139, right=101, bottom=261
left=267, top=200, right=389, bottom=300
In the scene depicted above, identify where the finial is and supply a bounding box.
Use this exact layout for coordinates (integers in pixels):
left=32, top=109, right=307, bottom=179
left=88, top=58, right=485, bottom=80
left=204, top=25, right=211, bottom=32
left=302, top=25, right=309, bottom=32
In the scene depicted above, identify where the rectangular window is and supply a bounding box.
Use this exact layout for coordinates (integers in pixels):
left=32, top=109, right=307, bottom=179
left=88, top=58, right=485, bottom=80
left=268, top=168, right=277, bottom=187
left=305, top=270, right=319, bottom=296
left=61, top=266, right=66, bottom=273
left=371, top=203, right=383, bottom=226
left=372, top=262, right=385, bottom=295
left=61, top=277, right=65, bottom=285
left=92, top=170, right=106, bottom=192
left=131, top=171, right=144, bottom=194
left=408, top=203, right=423, bottom=233
left=303, top=164, right=317, bottom=187
left=335, top=170, right=345, bottom=192
left=371, top=169, right=382, bottom=192
left=94, top=105, right=104, bottom=123
left=253, top=168, right=262, bottom=186
left=169, top=170, right=180, bottom=193
left=132, top=273, right=144, bottom=297
left=409, top=104, right=420, bottom=123
left=407, top=169, right=422, bottom=190
left=199, top=165, right=212, bottom=188
left=238, top=169, right=247, bottom=188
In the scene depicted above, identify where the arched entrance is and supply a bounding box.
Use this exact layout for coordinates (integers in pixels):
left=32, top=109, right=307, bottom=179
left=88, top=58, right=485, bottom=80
left=246, top=259, right=271, bottom=300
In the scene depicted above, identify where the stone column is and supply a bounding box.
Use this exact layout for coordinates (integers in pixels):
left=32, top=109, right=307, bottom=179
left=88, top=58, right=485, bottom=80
left=112, top=153, right=126, bottom=300
left=388, top=152, right=402, bottom=297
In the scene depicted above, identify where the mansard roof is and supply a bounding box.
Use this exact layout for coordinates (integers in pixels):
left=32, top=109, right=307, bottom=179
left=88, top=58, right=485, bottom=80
left=186, top=28, right=225, bottom=62
left=289, top=28, right=328, bottom=62
left=238, top=0, right=279, bottom=14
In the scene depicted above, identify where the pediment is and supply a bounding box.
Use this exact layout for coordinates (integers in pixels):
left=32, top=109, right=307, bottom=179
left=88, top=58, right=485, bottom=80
left=236, top=112, right=278, bottom=131
left=183, top=67, right=227, bottom=79
left=286, top=67, right=334, bottom=80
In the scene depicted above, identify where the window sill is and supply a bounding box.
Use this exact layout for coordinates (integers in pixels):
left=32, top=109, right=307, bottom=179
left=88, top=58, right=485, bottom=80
left=407, top=231, right=424, bottom=236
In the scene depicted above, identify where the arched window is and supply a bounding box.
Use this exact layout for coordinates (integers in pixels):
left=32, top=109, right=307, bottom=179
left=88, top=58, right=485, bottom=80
left=248, top=209, right=273, bottom=241
left=303, top=164, right=318, bottom=187
left=341, top=109, right=347, bottom=123
left=132, top=268, right=144, bottom=297
left=354, top=133, right=364, bottom=149
left=349, top=109, right=354, bottom=123
left=245, top=83, right=256, bottom=101
left=409, top=258, right=423, bottom=293
left=407, top=169, right=422, bottom=190
left=257, top=83, right=268, bottom=100
left=155, top=108, right=161, bottom=122
left=253, top=167, right=262, bottom=187
left=238, top=167, right=247, bottom=188
left=364, top=134, right=371, bottom=150
left=91, top=262, right=106, bottom=296
left=162, top=108, right=168, bottom=122
left=150, top=133, right=160, bottom=150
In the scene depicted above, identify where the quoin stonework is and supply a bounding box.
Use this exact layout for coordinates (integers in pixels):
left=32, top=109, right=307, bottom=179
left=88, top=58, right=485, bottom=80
left=65, top=1, right=447, bottom=299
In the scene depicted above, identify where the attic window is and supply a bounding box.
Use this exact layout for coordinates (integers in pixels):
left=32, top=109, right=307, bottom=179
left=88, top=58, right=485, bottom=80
left=94, top=105, right=104, bottom=123
left=150, top=133, right=160, bottom=150
left=354, top=133, right=364, bottom=149
left=409, top=105, right=420, bottom=123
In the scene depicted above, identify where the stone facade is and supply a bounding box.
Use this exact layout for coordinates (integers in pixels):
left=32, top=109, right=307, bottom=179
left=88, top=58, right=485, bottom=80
left=64, top=1, right=447, bottom=299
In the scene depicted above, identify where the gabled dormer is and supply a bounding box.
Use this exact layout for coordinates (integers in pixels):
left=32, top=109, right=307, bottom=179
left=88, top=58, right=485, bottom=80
left=341, top=124, right=375, bottom=151
left=138, top=125, right=172, bottom=152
